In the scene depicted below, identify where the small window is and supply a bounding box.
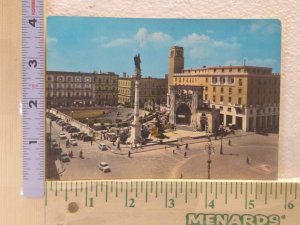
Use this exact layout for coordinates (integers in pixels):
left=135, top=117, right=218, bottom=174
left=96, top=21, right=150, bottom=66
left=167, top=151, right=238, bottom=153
left=213, top=95, right=216, bottom=102
left=205, top=78, right=208, bottom=82
left=205, top=94, right=208, bottom=100
left=220, top=96, right=223, bottom=102
left=239, top=78, right=242, bottom=86
left=221, top=87, right=224, bottom=93
left=228, top=97, right=232, bottom=103
left=228, top=107, right=231, bottom=112
left=47, top=77, right=52, bottom=81
left=238, top=97, right=242, bottom=104
left=229, top=88, right=232, bottom=93
left=220, top=106, right=223, bottom=111
left=250, top=109, right=253, bottom=114
left=213, top=87, right=216, bottom=92
left=238, top=88, right=242, bottom=94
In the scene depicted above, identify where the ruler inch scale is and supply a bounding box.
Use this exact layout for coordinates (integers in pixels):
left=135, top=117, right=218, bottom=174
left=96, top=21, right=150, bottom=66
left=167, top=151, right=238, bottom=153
left=22, top=0, right=45, bottom=197
left=45, top=180, right=300, bottom=225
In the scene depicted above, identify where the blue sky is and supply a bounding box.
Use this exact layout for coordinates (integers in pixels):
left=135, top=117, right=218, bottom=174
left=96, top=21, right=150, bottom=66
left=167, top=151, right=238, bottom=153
left=47, top=18, right=281, bottom=77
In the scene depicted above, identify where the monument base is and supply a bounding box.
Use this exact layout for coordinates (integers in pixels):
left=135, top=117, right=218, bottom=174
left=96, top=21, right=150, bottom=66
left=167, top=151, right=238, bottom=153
left=129, top=121, right=142, bottom=144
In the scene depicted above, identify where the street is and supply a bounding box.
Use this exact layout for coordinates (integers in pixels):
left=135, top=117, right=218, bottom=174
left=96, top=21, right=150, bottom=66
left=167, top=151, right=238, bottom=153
left=46, top=118, right=278, bottom=180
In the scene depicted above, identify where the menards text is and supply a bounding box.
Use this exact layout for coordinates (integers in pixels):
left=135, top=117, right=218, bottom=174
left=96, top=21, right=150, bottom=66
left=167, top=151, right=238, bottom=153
left=186, top=213, right=281, bottom=225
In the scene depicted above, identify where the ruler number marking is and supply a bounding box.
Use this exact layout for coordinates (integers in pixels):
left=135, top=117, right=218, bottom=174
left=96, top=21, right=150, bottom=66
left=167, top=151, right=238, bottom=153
left=247, top=200, right=256, bottom=209
left=28, top=100, right=37, bottom=108
left=89, top=198, right=94, bottom=207
left=28, top=59, right=37, bottom=68
left=129, top=198, right=135, bottom=207
left=208, top=200, right=215, bottom=209
left=168, top=199, right=175, bottom=208
left=28, top=18, right=37, bottom=27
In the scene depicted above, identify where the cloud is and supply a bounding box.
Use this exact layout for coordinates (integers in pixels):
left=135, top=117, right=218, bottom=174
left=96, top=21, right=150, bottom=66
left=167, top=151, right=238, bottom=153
left=135, top=27, right=171, bottom=47
left=98, top=27, right=171, bottom=48
left=212, top=40, right=240, bottom=49
left=179, top=33, right=210, bottom=46
left=249, top=22, right=279, bottom=34
left=47, top=36, right=57, bottom=45
left=100, top=38, right=132, bottom=48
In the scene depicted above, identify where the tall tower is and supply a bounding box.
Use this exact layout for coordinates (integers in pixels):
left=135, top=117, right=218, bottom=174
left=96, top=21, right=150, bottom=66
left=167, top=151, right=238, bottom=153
left=129, top=54, right=142, bottom=145
left=167, top=46, right=184, bottom=106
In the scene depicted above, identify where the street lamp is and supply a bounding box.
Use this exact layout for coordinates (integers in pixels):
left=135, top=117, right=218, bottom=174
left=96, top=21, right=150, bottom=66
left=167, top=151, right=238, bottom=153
left=86, top=117, right=89, bottom=127
left=220, top=124, right=224, bottom=155
left=71, top=110, right=74, bottom=119
left=205, top=141, right=215, bottom=179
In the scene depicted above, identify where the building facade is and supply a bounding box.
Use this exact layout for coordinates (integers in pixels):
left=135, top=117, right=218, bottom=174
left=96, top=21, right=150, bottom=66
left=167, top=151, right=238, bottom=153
left=46, top=71, right=118, bottom=107
left=46, top=71, right=94, bottom=107
left=118, top=76, right=168, bottom=108
left=93, top=72, right=118, bottom=106
left=167, top=46, right=280, bottom=132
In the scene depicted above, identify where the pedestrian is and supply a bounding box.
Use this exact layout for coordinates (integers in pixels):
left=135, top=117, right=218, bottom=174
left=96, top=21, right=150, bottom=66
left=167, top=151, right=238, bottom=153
left=180, top=173, right=183, bottom=179
left=128, top=151, right=131, bottom=158
left=246, top=156, right=250, bottom=165
left=117, top=142, right=120, bottom=150
left=228, top=139, right=231, bottom=146
left=177, top=144, right=180, bottom=150
left=90, top=139, right=93, bottom=145
left=165, top=145, right=167, bottom=151
left=184, top=152, right=187, bottom=158
left=185, top=143, right=189, bottom=149
left=173, top=149, right=175, bottom=155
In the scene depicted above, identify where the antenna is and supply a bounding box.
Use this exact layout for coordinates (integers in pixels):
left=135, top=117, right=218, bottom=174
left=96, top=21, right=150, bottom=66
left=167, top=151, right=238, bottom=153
left=243, top=58, right=246, bottom=66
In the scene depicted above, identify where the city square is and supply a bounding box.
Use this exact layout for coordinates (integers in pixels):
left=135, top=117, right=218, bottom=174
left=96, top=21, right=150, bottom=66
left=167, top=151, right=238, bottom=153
left=46, top=115, right=278, bottom=180
left=46, top=18, right=280, bottom=180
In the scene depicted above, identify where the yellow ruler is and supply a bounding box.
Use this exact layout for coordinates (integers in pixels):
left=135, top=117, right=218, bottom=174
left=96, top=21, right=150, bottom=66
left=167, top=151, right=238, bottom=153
left=46, top=180, right=299, bottom=225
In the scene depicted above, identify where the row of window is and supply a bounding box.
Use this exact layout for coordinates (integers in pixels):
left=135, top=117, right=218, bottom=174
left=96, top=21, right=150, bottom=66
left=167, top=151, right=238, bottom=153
left=218, top=106, right=277, bottom=114
left=47, top=84, right=91, bottom=89
left=47, top=92, right=92, bottom=97
left=47, top=76, right=92, bottom=82
left=209, top=95, right=243, bottom=105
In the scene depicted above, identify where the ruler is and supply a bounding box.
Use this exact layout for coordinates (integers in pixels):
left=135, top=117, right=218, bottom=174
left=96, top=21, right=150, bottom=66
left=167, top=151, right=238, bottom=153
left=22, top=0, right=45, bottom=197
left=46, top=180, right=299, bottom=225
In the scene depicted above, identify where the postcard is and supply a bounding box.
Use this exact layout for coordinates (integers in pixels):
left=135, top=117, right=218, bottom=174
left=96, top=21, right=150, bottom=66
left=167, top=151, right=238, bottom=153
left=46, top=18, right=281, bottom=180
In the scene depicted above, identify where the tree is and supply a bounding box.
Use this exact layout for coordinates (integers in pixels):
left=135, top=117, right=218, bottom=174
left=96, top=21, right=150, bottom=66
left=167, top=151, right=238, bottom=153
left=141, top=127, right=150, bottom=139
left=119, top=132, right=128, bottom=144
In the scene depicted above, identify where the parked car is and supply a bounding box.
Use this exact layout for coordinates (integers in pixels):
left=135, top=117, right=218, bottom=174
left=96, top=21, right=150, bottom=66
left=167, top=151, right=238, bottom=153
left=98, top=143, right=108, bottom=151
left=59, top=132, right=67, bottom=139
left=69, top=139, right=78, bottom=146
left=68, top=127, right=80, bottom=133
left=60, top=152, right=70, bottom=162
left=53, top=146, right=62, bottom=155
left=83, top=135, right=92, bottom=142
left=50, top=140, right=58, bottom=148
left=98, top=162, right=111, bottom=172
left=56, top=119, right=63, bottom=124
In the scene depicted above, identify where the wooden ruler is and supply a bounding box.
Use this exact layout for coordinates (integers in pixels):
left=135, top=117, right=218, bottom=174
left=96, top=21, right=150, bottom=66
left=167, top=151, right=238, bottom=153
left=45, top=180, right=299, bottom=225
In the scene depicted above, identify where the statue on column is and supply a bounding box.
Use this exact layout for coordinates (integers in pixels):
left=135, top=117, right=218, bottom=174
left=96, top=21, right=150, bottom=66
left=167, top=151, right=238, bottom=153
left=134, top=54, right=141, bottom=70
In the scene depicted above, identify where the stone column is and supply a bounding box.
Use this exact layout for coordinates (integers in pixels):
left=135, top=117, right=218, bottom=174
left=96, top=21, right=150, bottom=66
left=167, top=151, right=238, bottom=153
left=169, top=86, right=175, bottom=124
left=129, top=67, right=142, bottom=144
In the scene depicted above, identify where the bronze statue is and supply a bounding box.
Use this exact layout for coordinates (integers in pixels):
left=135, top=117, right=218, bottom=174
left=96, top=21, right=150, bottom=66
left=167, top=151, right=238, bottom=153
left=134, top=54, right=141, bottom=70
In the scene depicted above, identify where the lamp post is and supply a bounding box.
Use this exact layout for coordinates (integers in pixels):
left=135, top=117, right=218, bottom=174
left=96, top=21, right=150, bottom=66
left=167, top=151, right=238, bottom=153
left=71, top=110, right=74, bottom=119
left=205, top=141, right=215, bottom=179
left=220, top=124, right=224, bottom=155
left=86, top=117, right=89, bottom=127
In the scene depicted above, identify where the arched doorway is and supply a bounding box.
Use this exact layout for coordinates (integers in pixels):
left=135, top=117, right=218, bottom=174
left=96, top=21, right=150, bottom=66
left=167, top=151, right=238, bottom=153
left=176, top=104, right=191, bottom=124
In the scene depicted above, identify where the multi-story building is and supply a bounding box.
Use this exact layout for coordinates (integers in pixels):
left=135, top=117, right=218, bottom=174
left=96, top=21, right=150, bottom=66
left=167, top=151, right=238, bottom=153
left=168, top=46, right=280, bottom=132
left=118, top=75, right=168, bottom=108
left=46, top=71, right=119, bottom=107
left=46, top=71, right=94, bottom=107
left=93, top=72, right=118, bottom=106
